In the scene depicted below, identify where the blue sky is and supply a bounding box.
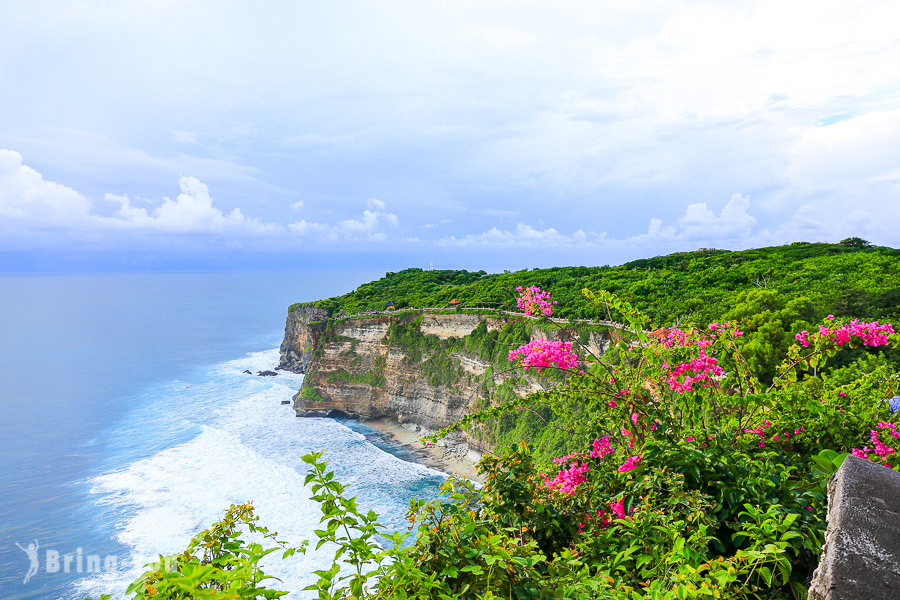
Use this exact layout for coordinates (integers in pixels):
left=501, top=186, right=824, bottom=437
left=2, top=0, right=900, bottom=272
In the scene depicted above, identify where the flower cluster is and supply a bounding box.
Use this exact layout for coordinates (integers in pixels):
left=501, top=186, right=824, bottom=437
left=516, top=285, right=557, bottom=317
left=852, top=421, right=900, bottom=464
left=544, top=438, right=617, bottom=496
left=742, top=420, right=805, bottom=449
left=542, top=460, right=590, bottom=495
left=578, top=508, right=610, bottom=532
left=617, top=455, right=642, bottom=473
left=662, top=352, right=723, bottom=393
left=608, top=498, right=632, bottom=520
left=657, top=322, right=743, bottom=350
left=576, top=500, right=636, bottom=533
left=589, top=436, right=614, bottom=459
left=653, top=324, right=737, bottom=393
left=508, top=339, right=580, bottom=372
left=795, top=319, right=895, bottom=348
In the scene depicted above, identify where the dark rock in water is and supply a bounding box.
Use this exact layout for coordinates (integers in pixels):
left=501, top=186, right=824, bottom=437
left=281, top=400, right=291, bottom=405
left=242, top=370, right=253, bottom=374
left=257, top=370, right=278, bottom=377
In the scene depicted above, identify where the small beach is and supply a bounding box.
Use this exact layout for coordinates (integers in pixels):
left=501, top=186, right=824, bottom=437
left=364, top=418, right=485, bottom=483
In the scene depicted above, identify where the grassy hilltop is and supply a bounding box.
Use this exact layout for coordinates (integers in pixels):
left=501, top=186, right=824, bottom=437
left=303, top=240, right=900, bottom=325
left=301, top=240, right=900, bottom=383
left=91, top=239, right=900, bottom=600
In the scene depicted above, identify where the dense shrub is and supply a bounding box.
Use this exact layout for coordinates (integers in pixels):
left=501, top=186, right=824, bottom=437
left=89, top=285, right=900, bottom=600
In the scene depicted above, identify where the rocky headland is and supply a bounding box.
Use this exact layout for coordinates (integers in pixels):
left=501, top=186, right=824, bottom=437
left=277, top=304, right=611, bottom=470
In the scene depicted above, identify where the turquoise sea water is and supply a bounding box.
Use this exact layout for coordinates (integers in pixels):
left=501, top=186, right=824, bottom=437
left=0, top=272, right=447, bottom=599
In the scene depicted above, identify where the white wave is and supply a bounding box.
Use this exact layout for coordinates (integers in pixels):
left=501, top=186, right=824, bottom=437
left=73, top=348, right=444, bottom=599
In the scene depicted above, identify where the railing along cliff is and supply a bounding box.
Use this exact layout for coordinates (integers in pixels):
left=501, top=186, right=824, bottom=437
left=328, top=306, right=640, bottom=333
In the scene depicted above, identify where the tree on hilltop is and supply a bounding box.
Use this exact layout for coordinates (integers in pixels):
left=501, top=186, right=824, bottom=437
left=839, top=237, right=872, bottom=248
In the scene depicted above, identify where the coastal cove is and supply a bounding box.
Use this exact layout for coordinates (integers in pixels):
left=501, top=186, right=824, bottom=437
left=0, top=271, right=456, bottom=600
left=4, top=243, right=900, bottom=599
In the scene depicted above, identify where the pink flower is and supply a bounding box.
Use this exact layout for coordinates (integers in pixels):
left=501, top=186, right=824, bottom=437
left=825, top=320, right=893, bottom=347
left=608, top=400, right=617, bottom=408
left=609, top=499, right=628, bottom=520
left=590, top=437, right=614, bottom=459
left=509, top=339, right=579, bottom=372
left=662, top=350, right=723, bottom=393
left=543, top=461, right=590, bottom=495
left=617, top=455, right=642, bottom=474
left=515, top=285, right=556, bottom=317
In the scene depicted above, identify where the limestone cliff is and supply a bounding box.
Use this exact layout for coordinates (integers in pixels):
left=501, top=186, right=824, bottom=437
left=278, top=305, right=610, bottom=449
left=278, top=305, right=329, bottom=373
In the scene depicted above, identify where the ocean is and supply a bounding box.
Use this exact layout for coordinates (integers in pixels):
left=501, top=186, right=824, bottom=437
left=0, top=271, right=448, bottom=599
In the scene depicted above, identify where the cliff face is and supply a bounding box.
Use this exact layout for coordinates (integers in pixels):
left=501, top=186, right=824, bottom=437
left=278, top=305, right=329, bottom=373
left=278, top=306, right=610, bottom=446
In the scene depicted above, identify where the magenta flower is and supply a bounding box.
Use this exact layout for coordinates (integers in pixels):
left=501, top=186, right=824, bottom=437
left=515, top=285, right=556, bottom=317
left=589, top=437, right=614, bottom=459
left=509, top=339, right=579, bottom=372
left=617, top=455, right=642, bottom=473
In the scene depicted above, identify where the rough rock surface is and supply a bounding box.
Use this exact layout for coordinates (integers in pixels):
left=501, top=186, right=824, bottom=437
left=808, top=455, right=900, bottom=600
left=278, top=305, right=329, bottom=373
left=278, top=307, right=609, bottom=452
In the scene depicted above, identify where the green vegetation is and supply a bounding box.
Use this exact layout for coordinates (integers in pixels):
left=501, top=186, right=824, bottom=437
left=301, top=243, right=900, bottom=465
left=87, top=502, right=304, bottom=600
left=382, top=314, right=536, bottom=389
left=87, top=242, right=900, bottom=600
left=88, top=285, right=900, bottom=599
left=324, top=369, right=386, bottom=387
left=300, top=242, right=900, bottom=328
left=299, top=386, right=326, bottom=402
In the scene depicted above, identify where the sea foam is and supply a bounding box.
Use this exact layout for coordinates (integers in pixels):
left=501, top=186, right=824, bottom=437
left=73, top=349, right=444, bottom=599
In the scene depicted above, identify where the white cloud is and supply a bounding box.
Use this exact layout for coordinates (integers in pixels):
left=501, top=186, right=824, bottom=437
left=104, top=176, right=281, bottom=235
left=648, top=194, right=757, bottom=242
left=748, top=108, right=900, bottom=245
left=619, top=193, right=760, bottom=250
left=0, top=150, right=282, bottom=243
left=291, top=200, right=305, bottom=210
left=172, top=130, right=198, bottom=145
left=788, top=108, right=900, bottom=193
left=3, top=0, right=900, bottom=261
left=288, top=201, right=399, bottom=243
left=441, top=223, right=602, bottom=247
left=442, top=194, right=758, bottom=249
left=0, top=149, right=94, bottom=226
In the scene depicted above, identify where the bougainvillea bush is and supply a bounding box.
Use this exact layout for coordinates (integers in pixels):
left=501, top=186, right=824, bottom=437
left=89, top=287, right=899, bottom=600
left=376, top=287, right=899, bottom=599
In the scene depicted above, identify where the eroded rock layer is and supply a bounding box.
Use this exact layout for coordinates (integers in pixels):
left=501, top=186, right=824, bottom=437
left=278, top=306, right=609, bottom=447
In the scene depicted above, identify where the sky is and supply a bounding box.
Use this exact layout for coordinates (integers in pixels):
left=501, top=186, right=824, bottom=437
left=2, top=0, right=900, bottom=272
